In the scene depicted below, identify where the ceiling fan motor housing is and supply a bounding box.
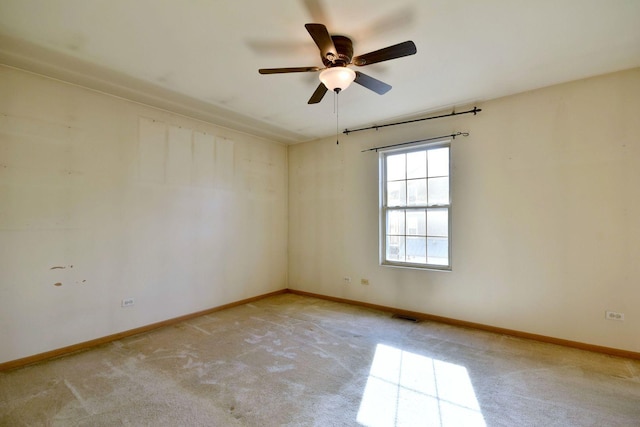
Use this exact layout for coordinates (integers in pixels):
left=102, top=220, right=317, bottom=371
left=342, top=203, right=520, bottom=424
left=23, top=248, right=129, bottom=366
left=323, top=35, right=354, bottom=67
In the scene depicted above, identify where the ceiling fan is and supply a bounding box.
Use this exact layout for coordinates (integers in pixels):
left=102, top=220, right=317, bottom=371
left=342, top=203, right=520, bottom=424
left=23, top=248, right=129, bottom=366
left=258, top=23, right=417, bottom=104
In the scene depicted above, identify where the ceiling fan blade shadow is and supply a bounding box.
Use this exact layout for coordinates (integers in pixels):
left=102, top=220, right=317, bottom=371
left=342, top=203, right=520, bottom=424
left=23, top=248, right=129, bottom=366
left=259, top=66, right=321, bottom=74
left=247, top=39, right=314, bottom=56
left=305, top=23, right=337, bottom=60
left=301, top=0, right=331, bottom=26
left=355, top=7, right=414, bottom=41
left=353, top=41, right=417, bottom=66
left=308, top=82, right=328, bottom=104
left=354, top=71, right=391, bottom=95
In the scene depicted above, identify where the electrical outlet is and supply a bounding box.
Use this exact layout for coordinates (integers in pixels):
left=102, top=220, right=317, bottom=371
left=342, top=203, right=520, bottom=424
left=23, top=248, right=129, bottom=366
left=122, top=298, right=135, bottom=308
left=605, top=310, right=624, bottom=321
left=343, top=276, right=351, bottom=284
left=361, top=278, right=369, bottom=285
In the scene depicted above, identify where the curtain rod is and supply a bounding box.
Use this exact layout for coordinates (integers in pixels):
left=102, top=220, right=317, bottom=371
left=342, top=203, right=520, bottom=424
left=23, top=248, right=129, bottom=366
left=344, top=106, right=481, bottom=135
left=361, top=132, right=469, bottom=153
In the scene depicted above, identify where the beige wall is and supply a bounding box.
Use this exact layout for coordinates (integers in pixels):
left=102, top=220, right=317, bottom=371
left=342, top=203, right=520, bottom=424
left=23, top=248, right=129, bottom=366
left=0, top=65, right=288, bottom=363
left=289, top=68, right=640, bottom=353
left=2, top=64, right=638, bottom=364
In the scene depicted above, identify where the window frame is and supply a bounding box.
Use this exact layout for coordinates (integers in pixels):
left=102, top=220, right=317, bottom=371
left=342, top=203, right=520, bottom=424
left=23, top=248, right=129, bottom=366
left=379, top=140, right=452, bottom=271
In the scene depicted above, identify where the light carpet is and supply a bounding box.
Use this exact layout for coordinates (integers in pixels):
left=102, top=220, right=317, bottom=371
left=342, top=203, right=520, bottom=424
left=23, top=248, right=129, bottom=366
left=1, top=293, right=639, bottom=426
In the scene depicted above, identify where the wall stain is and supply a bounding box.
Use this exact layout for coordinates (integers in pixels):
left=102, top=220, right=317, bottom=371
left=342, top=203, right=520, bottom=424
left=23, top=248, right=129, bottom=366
left=50, top=266, right=66, bottom=270
left=53, top=282, right=63, bottom=287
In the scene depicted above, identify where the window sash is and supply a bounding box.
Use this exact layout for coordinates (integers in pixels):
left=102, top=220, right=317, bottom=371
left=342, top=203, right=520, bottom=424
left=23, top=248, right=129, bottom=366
left=380, top=142, right=451, bottom=270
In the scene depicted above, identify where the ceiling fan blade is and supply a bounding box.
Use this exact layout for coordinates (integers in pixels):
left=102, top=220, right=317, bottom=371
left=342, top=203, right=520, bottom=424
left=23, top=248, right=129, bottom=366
left=352, top=41, right=417, bottom=66
left=354, top=71, right=392, bottom=95
left=259, top=66, right=321, bottom=74
left=308, top=82, right=328, bottom=104
left=305, top=23, right=337, bottom=60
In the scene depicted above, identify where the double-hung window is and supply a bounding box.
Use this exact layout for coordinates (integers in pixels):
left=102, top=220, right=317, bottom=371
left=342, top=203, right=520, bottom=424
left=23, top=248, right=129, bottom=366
left=380, top=141, right=451, bottom=270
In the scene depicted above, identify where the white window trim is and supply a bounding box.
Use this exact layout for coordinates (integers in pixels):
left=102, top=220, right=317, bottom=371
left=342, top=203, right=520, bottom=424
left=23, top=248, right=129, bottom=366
left=379, top=139, right=452, bottom=271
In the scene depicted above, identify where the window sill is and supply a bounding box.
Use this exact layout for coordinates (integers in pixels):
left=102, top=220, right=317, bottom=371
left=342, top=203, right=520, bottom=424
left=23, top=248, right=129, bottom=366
left=380, top=261, right=452, bottom=272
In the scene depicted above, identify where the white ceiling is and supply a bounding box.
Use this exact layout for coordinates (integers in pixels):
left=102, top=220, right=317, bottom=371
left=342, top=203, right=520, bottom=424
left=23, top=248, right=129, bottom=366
left=1, top=0, right=639, bottom=144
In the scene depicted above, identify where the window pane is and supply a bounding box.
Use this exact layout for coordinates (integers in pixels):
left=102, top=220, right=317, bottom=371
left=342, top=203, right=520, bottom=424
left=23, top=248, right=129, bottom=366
left=406, top=151, right=426, bottom=179
left=428, top=147, right=449, bottom=177
left=406, top=210, right=426, bottom=236
left=427, top=237, right=448, bottom=265
left=427, top=208, right=448, bottom=237
left=387, top=154, right=405, bottom=181
left=406, top=237, right=426, bottom=263
left=387, top=181, right=406, bottom=206
left=387, top=235, right=405, bottom=261
left=406, top=179, right=426, bottom=206
left=427, top=177, right=449, bottom=205
left=387, top=210, right=405, bottom=235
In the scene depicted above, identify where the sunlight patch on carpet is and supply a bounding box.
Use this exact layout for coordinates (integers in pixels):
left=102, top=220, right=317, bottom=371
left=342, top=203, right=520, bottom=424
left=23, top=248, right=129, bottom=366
left=357, top=344, right=485, bottom=427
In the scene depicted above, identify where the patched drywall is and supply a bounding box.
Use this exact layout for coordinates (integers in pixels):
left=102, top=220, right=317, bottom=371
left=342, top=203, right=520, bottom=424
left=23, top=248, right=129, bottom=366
left=0, top=65, right=288, bottom=363
left=288, top=68, right=640, bottom=353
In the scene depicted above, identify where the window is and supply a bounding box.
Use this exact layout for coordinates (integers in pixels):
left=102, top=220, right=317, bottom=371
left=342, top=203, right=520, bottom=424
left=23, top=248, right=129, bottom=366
left=380, top=141, right=451, bottom=270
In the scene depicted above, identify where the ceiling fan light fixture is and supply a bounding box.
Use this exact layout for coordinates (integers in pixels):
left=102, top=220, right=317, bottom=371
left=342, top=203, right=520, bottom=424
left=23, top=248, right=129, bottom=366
left=319, top=67, right=356, bottom=92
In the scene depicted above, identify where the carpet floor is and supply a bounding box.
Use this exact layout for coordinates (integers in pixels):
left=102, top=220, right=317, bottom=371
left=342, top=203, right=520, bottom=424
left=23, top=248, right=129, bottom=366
left=1, top=293, right=639, bottom=426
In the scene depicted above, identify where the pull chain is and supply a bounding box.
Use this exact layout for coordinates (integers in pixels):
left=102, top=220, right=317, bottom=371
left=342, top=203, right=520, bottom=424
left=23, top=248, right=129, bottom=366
left=335, top=89, right=340, bottom=145
left=333, top=90, right=336, bottom=114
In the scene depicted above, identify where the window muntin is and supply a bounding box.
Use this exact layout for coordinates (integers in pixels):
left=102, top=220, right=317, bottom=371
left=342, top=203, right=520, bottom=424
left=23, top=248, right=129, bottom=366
left=381, top=143, right=451, bottom=270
